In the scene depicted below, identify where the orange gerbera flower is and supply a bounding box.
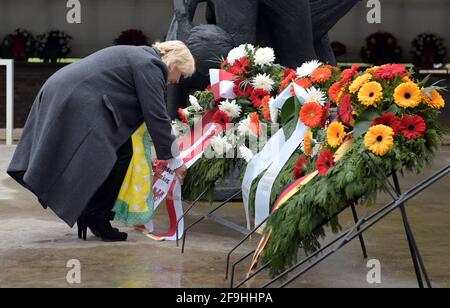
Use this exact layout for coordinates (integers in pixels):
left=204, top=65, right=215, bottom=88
left=303, top=129, right=313, bottom=156
left=394, top=82, right=421, bottom=108
left=295, top=78, right=313, bottom=89
left=311, top=67, right=332, bottom=83
left=364, top=125, right=394, bottom=156
left=327, top=121, right=346, bottom=148
left=300, top=102, right=323, bottom=128
left=250, top=112, right=262, bottom=136
left=423, top=89, right=445, bottom=109
left=260, top=96, right=272, bottom=121
left=328, top=81, right=344, bottom=104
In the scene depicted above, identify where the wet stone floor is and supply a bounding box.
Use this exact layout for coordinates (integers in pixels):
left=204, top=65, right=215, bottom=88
left=0, top=145, right=449, bottom=288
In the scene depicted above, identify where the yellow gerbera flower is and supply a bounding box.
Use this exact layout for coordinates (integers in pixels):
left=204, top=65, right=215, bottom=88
left=394, top=82, right=421, bottom=108
left=349, top=73, right=372, bottom=94
left=423, top=89, right=445, bottom=109
left=358, top=81, right=383, bottom=106
left=303, top=129, right=313, bottom=156
left=402, top=76, right=413, bottom=83
left=327, top=121, right=346, bottom=148
left=364, top=125, right=394, bottom=156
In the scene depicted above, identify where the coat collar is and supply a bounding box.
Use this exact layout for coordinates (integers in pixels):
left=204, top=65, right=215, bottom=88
left=140, top=46, right=168, bottom=82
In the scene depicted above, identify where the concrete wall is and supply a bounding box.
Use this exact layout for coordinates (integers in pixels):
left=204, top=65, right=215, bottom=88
left=0, top=0, right=175, bottom=57
left=1, top=0, right=449, bottom=61
left=329, top=0, right=450, bottom=62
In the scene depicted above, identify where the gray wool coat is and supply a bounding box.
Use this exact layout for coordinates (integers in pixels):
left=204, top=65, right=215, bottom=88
left=7, top=46, right=178, bottom=227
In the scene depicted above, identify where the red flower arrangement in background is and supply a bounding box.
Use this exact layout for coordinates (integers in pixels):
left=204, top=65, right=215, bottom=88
left=114, top=29, right=149, bottom=46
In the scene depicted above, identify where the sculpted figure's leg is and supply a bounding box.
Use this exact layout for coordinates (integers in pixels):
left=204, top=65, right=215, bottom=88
left=310, top=0, right=362, bottom=41
left=314, top=34, right=337, bottom=65
left=208, top=0, right=259, bottom=45
left=259, top=0, right=317, bottom=67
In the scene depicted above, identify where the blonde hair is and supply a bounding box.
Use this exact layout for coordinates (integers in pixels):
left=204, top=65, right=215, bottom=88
left=153, top=40, right=196, bottom=78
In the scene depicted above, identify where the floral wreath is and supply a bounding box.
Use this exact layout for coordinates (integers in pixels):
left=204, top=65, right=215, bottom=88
left=114, top=29, right=150, bottom=46
left=174, top=43, right=446, bottom=274
left=411, top=33, right=447, bottom=68
left=0, top=28, right=36, bottom=61
left=37, top=30, right=72, bottom=62
left=361, top=31, right=402, bottom=65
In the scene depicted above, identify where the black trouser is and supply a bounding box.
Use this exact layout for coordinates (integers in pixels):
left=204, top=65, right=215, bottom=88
left=83, top=138, right=133, bottom=220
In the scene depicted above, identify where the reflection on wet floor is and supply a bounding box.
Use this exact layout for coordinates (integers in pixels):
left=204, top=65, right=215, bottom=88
left=0, top=145, right=449, bottom=288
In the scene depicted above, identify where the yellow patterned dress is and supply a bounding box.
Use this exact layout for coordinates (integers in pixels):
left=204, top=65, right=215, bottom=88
left=113, top=124, right=154, bottom=226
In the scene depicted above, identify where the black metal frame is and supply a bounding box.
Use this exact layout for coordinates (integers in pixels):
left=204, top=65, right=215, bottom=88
left=177, top=190, right=249, bottom=253
left=226, top=163, right=450, bottom=288
left=226, top=202, right=367, bottom=288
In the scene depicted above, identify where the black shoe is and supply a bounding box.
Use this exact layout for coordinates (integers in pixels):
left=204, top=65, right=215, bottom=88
left=77, top=216, right=88, bottom=241
left=77, top=217, right=127, bottom=242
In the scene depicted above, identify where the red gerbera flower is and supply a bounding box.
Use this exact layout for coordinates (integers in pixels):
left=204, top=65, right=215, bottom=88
left=213, top=110, right=231, bottom=130
left=221, top=60, right=229, bottom=70
left=281, top=72, right=297, bottom=90
left=260, top=96, right=272, bottom=121
left=372, top=112, right=401, bottom=135
left=399, top=115, right=427, bottom=140
left=341, top=64, right=361, bottom=83
left=311, top=67, right=332, bottom=83
left=375, top=64, right=407, bottom=80
left=250, top=112, right=262, bottom=136
left=234, top=79, right=254, bottom=97
left=250, top=88, right=270, bottom=108
left=284, top=68, right=297, bottom=79
left=320, top=102, right=331, bottom=128
left=295, top=78, right=313, bottom=89
left=178, top=108, right=188, bottom=124
left=317, top=149, right=336, bottom=176
left=227, top=57, right=250, bottom=75
left=338, top=95, right=353, bottom=125
left=300, top=102, right=323, bottom=128
left=293, top=155, right=308, bottom=179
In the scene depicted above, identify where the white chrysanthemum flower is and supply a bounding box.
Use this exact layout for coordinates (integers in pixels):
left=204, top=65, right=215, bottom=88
left=239, top=145, right=254, bottom=162
left=210, top=135, right=233, bottom=156
left=237, top=117, right=251, bottom=136
left=219, top=99, right=242, bottom=119
left=239, top=43, right=255, bottom=53
left=189, top=95, right=203, bottom=112
left=252, top=73, right=275, bottom=92
left=268, top=97, right=279, bottom=123
left=171, top=120, right=189, bottom=137
left=254, top=47, right=276, bottom=67
left=237, top=116, right=259, bottom=137
left=296, top=60, right=322, bottom=78
left=227, top=45, right=248, bottom=64
left=303, top=87, right=327, bottom=105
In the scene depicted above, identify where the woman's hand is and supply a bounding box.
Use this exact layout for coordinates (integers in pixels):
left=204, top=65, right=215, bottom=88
left=175, top=164, right=188, bottom=184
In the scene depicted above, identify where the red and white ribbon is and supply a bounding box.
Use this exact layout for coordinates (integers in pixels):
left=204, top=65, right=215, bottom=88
left=210, top=69, right=236, bottom=101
